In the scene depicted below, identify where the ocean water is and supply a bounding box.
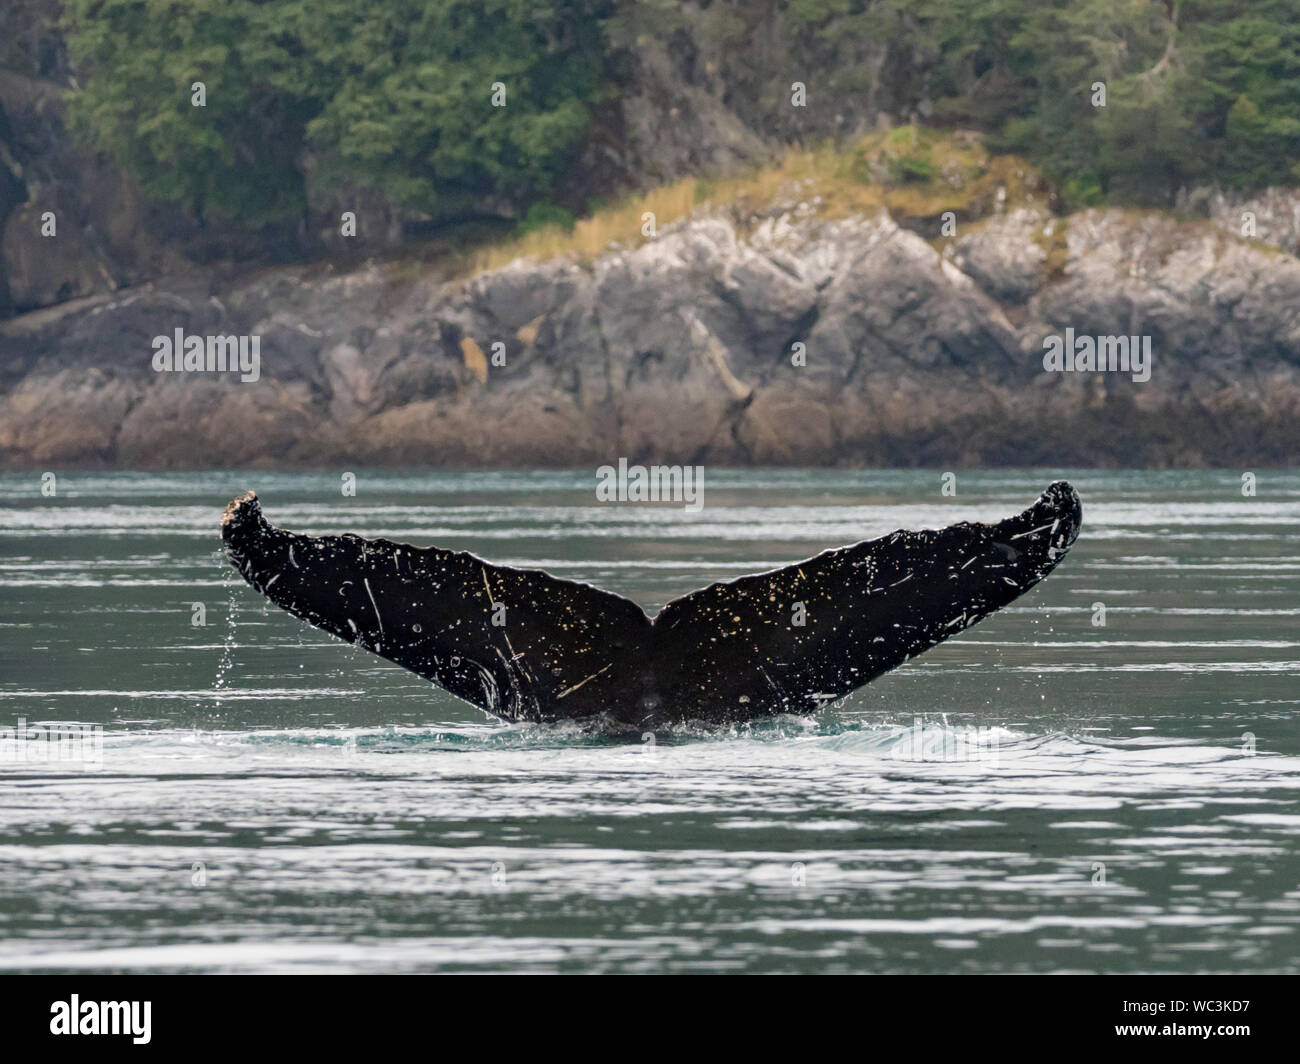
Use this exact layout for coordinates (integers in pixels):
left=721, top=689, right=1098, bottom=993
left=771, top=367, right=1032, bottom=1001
left=0, top=469, right=1297, bottom=974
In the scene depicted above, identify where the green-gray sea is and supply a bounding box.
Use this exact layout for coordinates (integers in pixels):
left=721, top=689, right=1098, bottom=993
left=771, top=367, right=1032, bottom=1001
left=1, top=469, right=1297, bottom=973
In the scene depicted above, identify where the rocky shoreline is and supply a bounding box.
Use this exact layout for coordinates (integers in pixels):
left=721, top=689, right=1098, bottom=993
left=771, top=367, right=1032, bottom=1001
left=3, top=202, right=1300, bottom=470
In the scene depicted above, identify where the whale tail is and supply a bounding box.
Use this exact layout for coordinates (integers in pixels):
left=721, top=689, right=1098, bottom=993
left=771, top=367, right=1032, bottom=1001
left=222, top=482, right=1082, bottom=729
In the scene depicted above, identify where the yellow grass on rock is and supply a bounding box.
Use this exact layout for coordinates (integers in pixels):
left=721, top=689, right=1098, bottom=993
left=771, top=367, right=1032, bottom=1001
left=464, top=128, right=1049, bottom=279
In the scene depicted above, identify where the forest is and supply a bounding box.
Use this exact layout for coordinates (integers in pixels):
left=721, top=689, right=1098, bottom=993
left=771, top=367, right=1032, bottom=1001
left=59, top=0, right=1300, bottom=228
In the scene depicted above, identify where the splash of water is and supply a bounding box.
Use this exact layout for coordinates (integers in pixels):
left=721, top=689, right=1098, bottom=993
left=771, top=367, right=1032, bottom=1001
left=212, top=550, right=239, bottom=704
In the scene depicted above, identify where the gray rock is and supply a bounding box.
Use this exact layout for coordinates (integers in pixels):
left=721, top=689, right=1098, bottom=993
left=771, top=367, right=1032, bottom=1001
left=5, top=206, right=1300, bottom=469
left=951, top=208, right=1050, bottom=303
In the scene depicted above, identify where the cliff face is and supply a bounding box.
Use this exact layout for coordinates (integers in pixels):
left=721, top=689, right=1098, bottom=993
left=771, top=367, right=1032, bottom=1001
left=585, top=12, right=925, bottom=191
left=4, top=203, right=1300, bottom=469
left=0, top=0, right=206, bottom=318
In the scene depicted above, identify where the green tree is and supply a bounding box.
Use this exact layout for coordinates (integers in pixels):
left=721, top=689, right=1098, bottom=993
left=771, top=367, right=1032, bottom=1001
left=62, top=0, right=319, bottom=221
left=1181, top=2, right=1300, bottom=188
left=919, top=0, right=1300, bottom=202
left=301, top=0, right=609, bottom=218
left=62, top=0, right=610, bottom=224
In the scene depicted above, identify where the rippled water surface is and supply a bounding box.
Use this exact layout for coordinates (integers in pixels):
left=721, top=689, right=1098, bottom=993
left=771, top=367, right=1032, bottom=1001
left=1, top=469, right=1298, bottom=973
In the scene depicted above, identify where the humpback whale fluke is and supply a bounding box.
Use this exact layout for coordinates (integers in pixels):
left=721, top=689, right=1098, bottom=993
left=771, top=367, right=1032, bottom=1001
left=222, top=482, right=1082, bottom=730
